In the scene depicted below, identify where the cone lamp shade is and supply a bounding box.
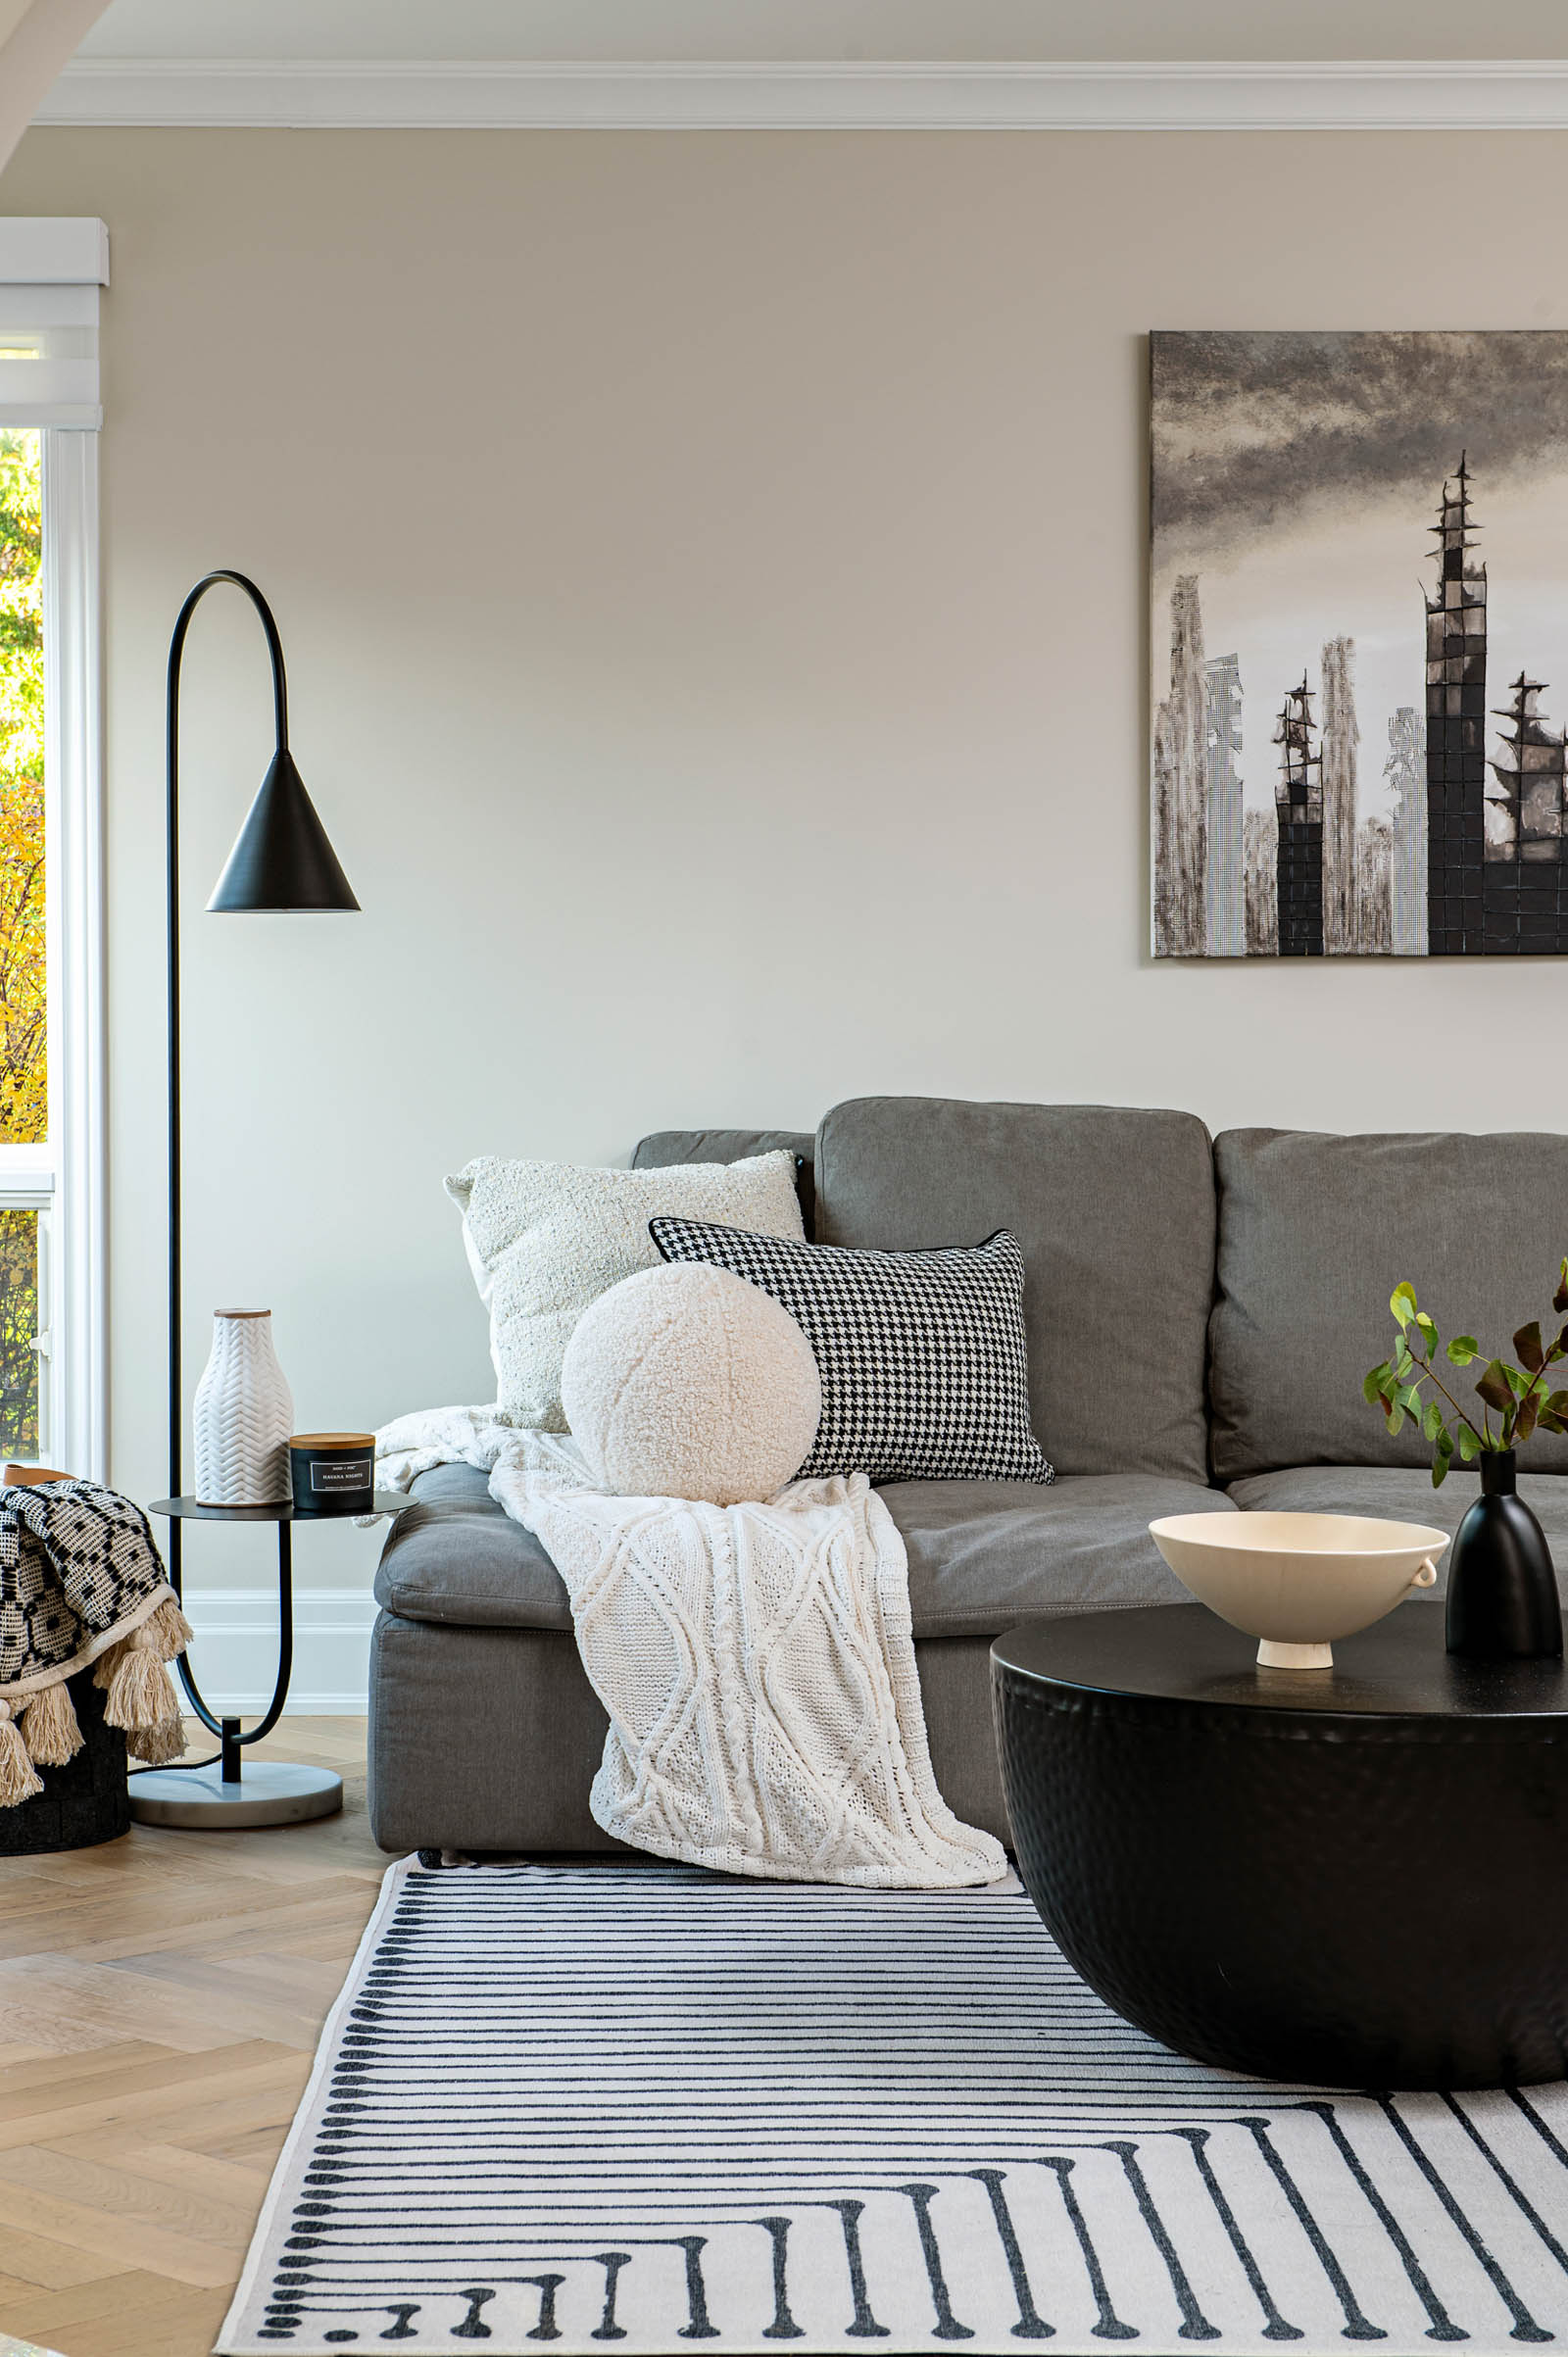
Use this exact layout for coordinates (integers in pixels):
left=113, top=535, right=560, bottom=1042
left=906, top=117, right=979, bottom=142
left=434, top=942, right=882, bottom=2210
left=207, top=748, right=360, bottom=913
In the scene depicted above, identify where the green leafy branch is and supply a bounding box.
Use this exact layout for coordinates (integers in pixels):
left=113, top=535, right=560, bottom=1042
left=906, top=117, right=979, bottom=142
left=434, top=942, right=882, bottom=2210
left=1364, top=1260, right=1568, bottom=1487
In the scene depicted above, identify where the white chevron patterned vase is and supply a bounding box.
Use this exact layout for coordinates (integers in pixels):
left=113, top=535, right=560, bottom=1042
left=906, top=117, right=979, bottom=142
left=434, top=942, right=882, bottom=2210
left=193, top=1309, right=294, bottom=1505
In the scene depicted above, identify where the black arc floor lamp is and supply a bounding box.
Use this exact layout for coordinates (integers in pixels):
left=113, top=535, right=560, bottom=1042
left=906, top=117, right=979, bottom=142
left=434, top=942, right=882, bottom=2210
left=128, top=570, right=404, bottom=1830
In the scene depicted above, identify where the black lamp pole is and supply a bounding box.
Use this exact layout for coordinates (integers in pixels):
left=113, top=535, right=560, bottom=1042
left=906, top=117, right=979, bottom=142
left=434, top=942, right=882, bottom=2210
left=145, top=571, right=364, bottom=1826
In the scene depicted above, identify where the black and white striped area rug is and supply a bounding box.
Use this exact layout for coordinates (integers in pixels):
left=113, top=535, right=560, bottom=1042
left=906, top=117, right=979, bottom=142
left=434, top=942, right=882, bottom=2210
left=219, top=1859, right=1568, bottom=2356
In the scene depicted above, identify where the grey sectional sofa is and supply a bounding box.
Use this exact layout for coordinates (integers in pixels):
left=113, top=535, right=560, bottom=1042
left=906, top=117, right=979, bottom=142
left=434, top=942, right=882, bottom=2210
left=368, top=1099, right=1568, bottom=1853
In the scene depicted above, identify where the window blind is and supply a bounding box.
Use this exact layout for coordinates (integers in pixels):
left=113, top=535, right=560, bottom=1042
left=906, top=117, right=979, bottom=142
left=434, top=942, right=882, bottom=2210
left=0, top=218, right=109, bottom=429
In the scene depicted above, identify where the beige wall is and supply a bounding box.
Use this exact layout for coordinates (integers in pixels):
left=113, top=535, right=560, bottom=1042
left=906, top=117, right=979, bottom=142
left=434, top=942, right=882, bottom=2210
left=2, top=125, right=1568, bottom=1592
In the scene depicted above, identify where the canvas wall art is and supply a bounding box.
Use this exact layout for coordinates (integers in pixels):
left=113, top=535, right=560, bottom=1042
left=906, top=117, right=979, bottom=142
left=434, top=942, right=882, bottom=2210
left=1151, top=330, right=1568, bottom=958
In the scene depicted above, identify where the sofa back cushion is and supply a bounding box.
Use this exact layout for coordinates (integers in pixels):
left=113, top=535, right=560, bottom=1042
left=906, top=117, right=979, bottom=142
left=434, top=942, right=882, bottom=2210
left=813, top=1098, right=1216, bottom=1481
left=1210, top=1128, right=1568, bottom=1480
left=635, top=1129, right=815, bottom=1238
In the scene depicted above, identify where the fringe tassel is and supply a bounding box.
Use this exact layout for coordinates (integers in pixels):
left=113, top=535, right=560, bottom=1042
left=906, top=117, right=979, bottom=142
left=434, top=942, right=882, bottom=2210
left=101, top=1644, right=182, bottom=1735
left=21, top=1678, right=83, bottom=1767
left=128, top=1712, right=187, bottom=1767
left=95, top=1600, right=191, bottom=1740
left=137, top=1596, right=195, bottom=1662
left=0, top=1698, right=45, bottom=1806
left=93, top=1596, right=193, bottom=1689
left=0, top=1594, right=192, bottom=1804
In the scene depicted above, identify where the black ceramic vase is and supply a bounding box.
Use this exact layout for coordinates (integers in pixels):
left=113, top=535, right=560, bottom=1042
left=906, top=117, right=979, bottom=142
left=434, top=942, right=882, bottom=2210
left=1446, top=1450, right=1563, bottom=1660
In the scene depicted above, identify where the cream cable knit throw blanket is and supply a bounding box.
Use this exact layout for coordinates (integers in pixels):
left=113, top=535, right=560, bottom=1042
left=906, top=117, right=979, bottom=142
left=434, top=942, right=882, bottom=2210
left=376, top=1408, right=1006, bottom=1889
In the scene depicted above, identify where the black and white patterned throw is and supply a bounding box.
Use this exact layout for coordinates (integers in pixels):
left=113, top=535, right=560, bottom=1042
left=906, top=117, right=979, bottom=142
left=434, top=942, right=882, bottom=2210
left=0, top=1480, right=172, bottom=1695
left=0, top=1477, right=191, bottom=1799
left=650, top=1217, right=1053, bottom=1484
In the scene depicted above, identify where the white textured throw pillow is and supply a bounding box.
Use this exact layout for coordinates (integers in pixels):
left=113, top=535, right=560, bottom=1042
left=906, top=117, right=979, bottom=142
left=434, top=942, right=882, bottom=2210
left=446, top=1151, right=806, bottom=1429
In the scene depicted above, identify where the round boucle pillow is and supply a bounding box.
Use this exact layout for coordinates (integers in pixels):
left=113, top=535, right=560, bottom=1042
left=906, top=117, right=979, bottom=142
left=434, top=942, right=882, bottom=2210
left=561, top=1262, right=822, bottom=1506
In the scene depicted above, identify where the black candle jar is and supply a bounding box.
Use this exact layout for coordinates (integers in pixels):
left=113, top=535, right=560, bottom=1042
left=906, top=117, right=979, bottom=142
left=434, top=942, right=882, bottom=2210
left=289, top=1432, right=375, bottom=1518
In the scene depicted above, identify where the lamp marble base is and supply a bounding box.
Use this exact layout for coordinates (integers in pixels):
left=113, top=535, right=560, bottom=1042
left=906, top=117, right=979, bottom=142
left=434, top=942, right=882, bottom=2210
left=129, top=1758, right=342, bottom=1830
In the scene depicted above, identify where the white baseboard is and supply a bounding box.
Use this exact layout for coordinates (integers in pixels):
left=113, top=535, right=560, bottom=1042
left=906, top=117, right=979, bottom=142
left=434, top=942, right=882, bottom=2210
left=180, top=1585, right=377, bottom=1715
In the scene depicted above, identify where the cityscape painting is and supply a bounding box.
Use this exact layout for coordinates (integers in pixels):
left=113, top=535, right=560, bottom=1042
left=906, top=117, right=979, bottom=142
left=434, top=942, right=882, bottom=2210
left=1151, top=330, right=1568, bottom=957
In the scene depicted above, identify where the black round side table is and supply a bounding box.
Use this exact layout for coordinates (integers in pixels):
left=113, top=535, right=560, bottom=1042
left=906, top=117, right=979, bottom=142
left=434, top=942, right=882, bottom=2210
left=129, top=1492, right=416, bottom=1830
left=992, top=1603, right=1568, bottom=2090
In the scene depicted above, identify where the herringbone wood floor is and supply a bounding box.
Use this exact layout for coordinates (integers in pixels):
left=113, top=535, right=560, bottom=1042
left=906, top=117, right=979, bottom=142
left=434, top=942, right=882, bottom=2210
left=0, top=1718, right=386, bottom=2357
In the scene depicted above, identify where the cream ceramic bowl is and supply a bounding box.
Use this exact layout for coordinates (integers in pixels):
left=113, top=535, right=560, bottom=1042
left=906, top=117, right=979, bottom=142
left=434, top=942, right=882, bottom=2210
left=1148, top=1511, right=1450, bottom=1669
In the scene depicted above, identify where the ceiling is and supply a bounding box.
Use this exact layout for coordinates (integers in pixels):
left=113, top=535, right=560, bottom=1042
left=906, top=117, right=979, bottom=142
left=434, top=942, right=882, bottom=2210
left=71, top=0, right=1568, bottom=64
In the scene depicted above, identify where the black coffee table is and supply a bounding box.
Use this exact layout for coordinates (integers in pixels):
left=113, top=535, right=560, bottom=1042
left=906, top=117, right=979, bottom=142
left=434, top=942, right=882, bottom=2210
left=991, top=1602, right=1568, bottom=2089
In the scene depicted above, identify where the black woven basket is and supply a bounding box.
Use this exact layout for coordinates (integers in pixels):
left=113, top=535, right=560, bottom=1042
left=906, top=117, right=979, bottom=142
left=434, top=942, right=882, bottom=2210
left=0, top=1667, right=129, bottom=1854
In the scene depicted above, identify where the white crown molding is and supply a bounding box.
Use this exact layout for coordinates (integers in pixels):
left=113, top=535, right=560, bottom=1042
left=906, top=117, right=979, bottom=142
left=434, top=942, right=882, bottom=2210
left=31, top=56, right=1568, bottom=132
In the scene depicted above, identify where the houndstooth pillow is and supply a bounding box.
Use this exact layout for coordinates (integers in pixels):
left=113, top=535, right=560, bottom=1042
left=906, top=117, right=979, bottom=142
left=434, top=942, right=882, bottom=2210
left=649, top=1218, right=1054, bottom=1485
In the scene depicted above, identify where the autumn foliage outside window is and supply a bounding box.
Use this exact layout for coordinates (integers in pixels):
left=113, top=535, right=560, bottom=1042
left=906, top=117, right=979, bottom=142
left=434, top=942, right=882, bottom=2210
left=0, top=427, right=45, bottom=1455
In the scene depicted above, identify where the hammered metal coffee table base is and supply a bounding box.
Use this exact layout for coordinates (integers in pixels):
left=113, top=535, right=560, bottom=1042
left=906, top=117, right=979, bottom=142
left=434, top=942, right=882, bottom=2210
left=992, top=1604, right=1568, bottom=2089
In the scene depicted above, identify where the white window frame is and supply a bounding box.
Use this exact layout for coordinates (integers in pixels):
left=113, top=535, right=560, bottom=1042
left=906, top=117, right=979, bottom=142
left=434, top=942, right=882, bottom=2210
left=0, top=221, right=107, bottom=1478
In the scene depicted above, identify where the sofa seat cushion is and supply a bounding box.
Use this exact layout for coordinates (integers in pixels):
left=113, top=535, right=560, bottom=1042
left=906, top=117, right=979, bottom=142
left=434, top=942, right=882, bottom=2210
left=375, top=1462, right=1230, bottom=1642
left=880, top=1473, right=1233, bottom=1639
left=1226, top=1465, right=1568, bottom=1600
left=374, top=1463, right=571, bottom=1631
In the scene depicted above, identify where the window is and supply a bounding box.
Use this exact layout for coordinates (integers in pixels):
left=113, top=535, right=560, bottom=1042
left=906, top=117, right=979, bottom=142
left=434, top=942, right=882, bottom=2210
left=0, top=423, right=47, bottom=1456
left=0, top=221, right=106, bottom=1477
